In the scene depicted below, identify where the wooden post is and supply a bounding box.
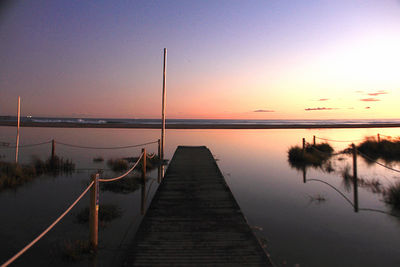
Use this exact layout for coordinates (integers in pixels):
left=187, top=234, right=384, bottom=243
left=302, top=138, right=306, bottom=154
left=89, top=173, right=99, bottom=250
left=302, top=166, right=306, bottom=184
left=377, top=133, right=380, bottom=143
left=51, top=139, right=55, bottom=161
left=352, top=144, right=359, bottom=212
left=15, top=96, right=21, bottom=163
left=141, top=148, right=147, bottom=215
left=313, top=135, right=316, bottom=146
left=161, top=48, right=167, bottom=161
left=157, top=139, right=162, bottom=183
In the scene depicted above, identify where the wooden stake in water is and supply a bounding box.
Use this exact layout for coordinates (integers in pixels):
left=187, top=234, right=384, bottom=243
left=15, top=96, right=21, bottom=163
left=352, top=144, right=359, bottom=212
left=141, top=148, right=147, bottom=215
left=313, top=135, right=316, bottom=146
left=161, top=48, right=167, bottom=160
left=90, top=173, right=99, bottom=250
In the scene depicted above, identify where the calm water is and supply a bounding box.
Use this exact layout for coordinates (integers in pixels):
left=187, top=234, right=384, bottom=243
left=1, top=126, right=400, bottom=266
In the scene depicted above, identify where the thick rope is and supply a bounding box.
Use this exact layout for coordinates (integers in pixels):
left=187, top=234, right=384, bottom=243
left=357, top=150, right=400, bottom=173
left=146, top=153, right=156, bottom=159
left=56, top=140, right=158, bottom=150
left=99, top=153, right=143, bottom=182
left=1, top=181, right=94, bottom=267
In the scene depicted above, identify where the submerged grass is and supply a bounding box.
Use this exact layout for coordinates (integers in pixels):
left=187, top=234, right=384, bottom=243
left=75, top=204, right=122, bottom=225
left=107, top=158, right=129, bottom=172
left=288, top=143, right=334, bottom=169
left=0, top=161, right=36, bottom=190
left=357, top=137, right=400, bottom=162
left=61, top=239, right=92, bottom=262
left=93, top=156, right=104, bottom=162
left=384, top=183, right=400, bottom=211
left=0, top=156, right=75, bottom=191
left=100, top=175, right=143, bottom=194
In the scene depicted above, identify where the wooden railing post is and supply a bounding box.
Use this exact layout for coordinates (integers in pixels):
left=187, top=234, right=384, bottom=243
left=90, top=173, right=99, bottom=250
left=51, top=139, right=55, bottom=161
left=313, top=135, right=316, bottom=146
left=141, top=148, right=146, bottom=215
left=302, top=138, right=306, bottom=155
left=352, top=144, right=359, bottom=212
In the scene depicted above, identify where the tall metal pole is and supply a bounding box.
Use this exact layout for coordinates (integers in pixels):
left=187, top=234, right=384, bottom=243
left=161, top=48, right=167, bottom=160
left=15, top=96, right=21, bottom=163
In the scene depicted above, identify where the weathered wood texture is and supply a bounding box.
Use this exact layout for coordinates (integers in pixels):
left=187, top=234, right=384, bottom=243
left=124, top=146, right=272, bottom=266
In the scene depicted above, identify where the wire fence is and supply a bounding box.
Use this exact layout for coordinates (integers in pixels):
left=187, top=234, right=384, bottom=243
left=57, top=140, right=158, bottom=150
left=0, top=140, right=158, bottom=150
left=0, top=140, right=52, bottom=149
left=315, top=136, right=364, bottom=143
left=357, top=150, right=400, bottom=174
left=306, top=178, right=400, bottom=219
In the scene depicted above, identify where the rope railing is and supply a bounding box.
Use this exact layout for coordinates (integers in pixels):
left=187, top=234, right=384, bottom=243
left=1, top=181, right=94, bottom=267
left=99, top=153, right=143, bottom=182
left=315, top=136, right=364, bottom=143
left=146, top=153, right=156, bottom=159
left=1, top=139, right=162, bottom=266
left=56, top=140, right=158, bottom=150
left=357, top=150, right=400, bottom=174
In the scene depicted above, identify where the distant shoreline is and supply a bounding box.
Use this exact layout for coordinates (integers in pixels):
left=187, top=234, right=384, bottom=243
left=1, top=121, right=400, bottom=129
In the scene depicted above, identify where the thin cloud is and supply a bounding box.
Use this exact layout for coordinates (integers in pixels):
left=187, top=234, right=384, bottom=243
left=253, top=109, right=275, bottom=113
left=360, top=98, right=380, bottom=102
left=367, top=90, right=388, bottom=96
left=305, top=107, right=338, bottom=111
left=355, top=90, right=364, bottom=94
left=365, top=107, right=371, bottom=109
left=318, top=98, right=329, bottom=101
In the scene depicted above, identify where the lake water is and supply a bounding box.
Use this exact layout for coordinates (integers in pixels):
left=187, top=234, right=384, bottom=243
left=1, top=126, right=400, bottom=266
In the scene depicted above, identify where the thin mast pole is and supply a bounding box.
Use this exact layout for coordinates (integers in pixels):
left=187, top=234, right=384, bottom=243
left=15, top=96, right=21, bottom=163
left=161, top=48, right=167, bottom=160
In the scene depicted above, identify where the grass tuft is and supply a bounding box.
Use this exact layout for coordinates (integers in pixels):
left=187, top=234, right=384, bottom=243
left=384, top=183, right=400, bottom=210
left=75, top=204, right=122, bottom=225
left=357, top=137, right=400, bottom=162
left=288, top=143, right=334, bottom=169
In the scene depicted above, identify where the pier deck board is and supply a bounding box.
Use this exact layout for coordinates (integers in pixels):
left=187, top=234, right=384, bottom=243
left=124, top=146, right=272, bottom=266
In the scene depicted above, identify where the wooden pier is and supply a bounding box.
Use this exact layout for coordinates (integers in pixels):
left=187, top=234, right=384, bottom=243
left=124, top=146, right=272, bottom=266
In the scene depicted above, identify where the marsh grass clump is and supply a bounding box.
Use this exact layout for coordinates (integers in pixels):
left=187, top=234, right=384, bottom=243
left=124, top=154, right=162, bottom=171
left=384, top=183, right=400, bottom=210
left=100, top=175, right=143, bottom=194
left=107, top=158, right=129, bottom=172
left=75, top=204, right=122, bottom=225
left=0, top=161, right=36, bottom=190
left=32, top=155, right=75, bottom=175
left=357, top=137, right=400, bottom=162
left=62, top=239, right=92, bottom=262
left=288, top=143, right=334, bottom=169
left=93, top=156, right=104, bottom=163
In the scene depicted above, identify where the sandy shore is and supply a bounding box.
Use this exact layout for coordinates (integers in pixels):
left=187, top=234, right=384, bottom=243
left=1, top=121, right=400, bottom=129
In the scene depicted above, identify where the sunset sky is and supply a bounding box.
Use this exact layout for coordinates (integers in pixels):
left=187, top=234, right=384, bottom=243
left=1, top=0, right=399, bottom=119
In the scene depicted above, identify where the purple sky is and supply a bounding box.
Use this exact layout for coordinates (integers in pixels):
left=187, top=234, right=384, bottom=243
left=1, top=0, right=399, bottom=119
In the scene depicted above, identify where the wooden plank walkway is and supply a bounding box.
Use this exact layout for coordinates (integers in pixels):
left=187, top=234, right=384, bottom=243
left=123, top=146, right=272, bottom=266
